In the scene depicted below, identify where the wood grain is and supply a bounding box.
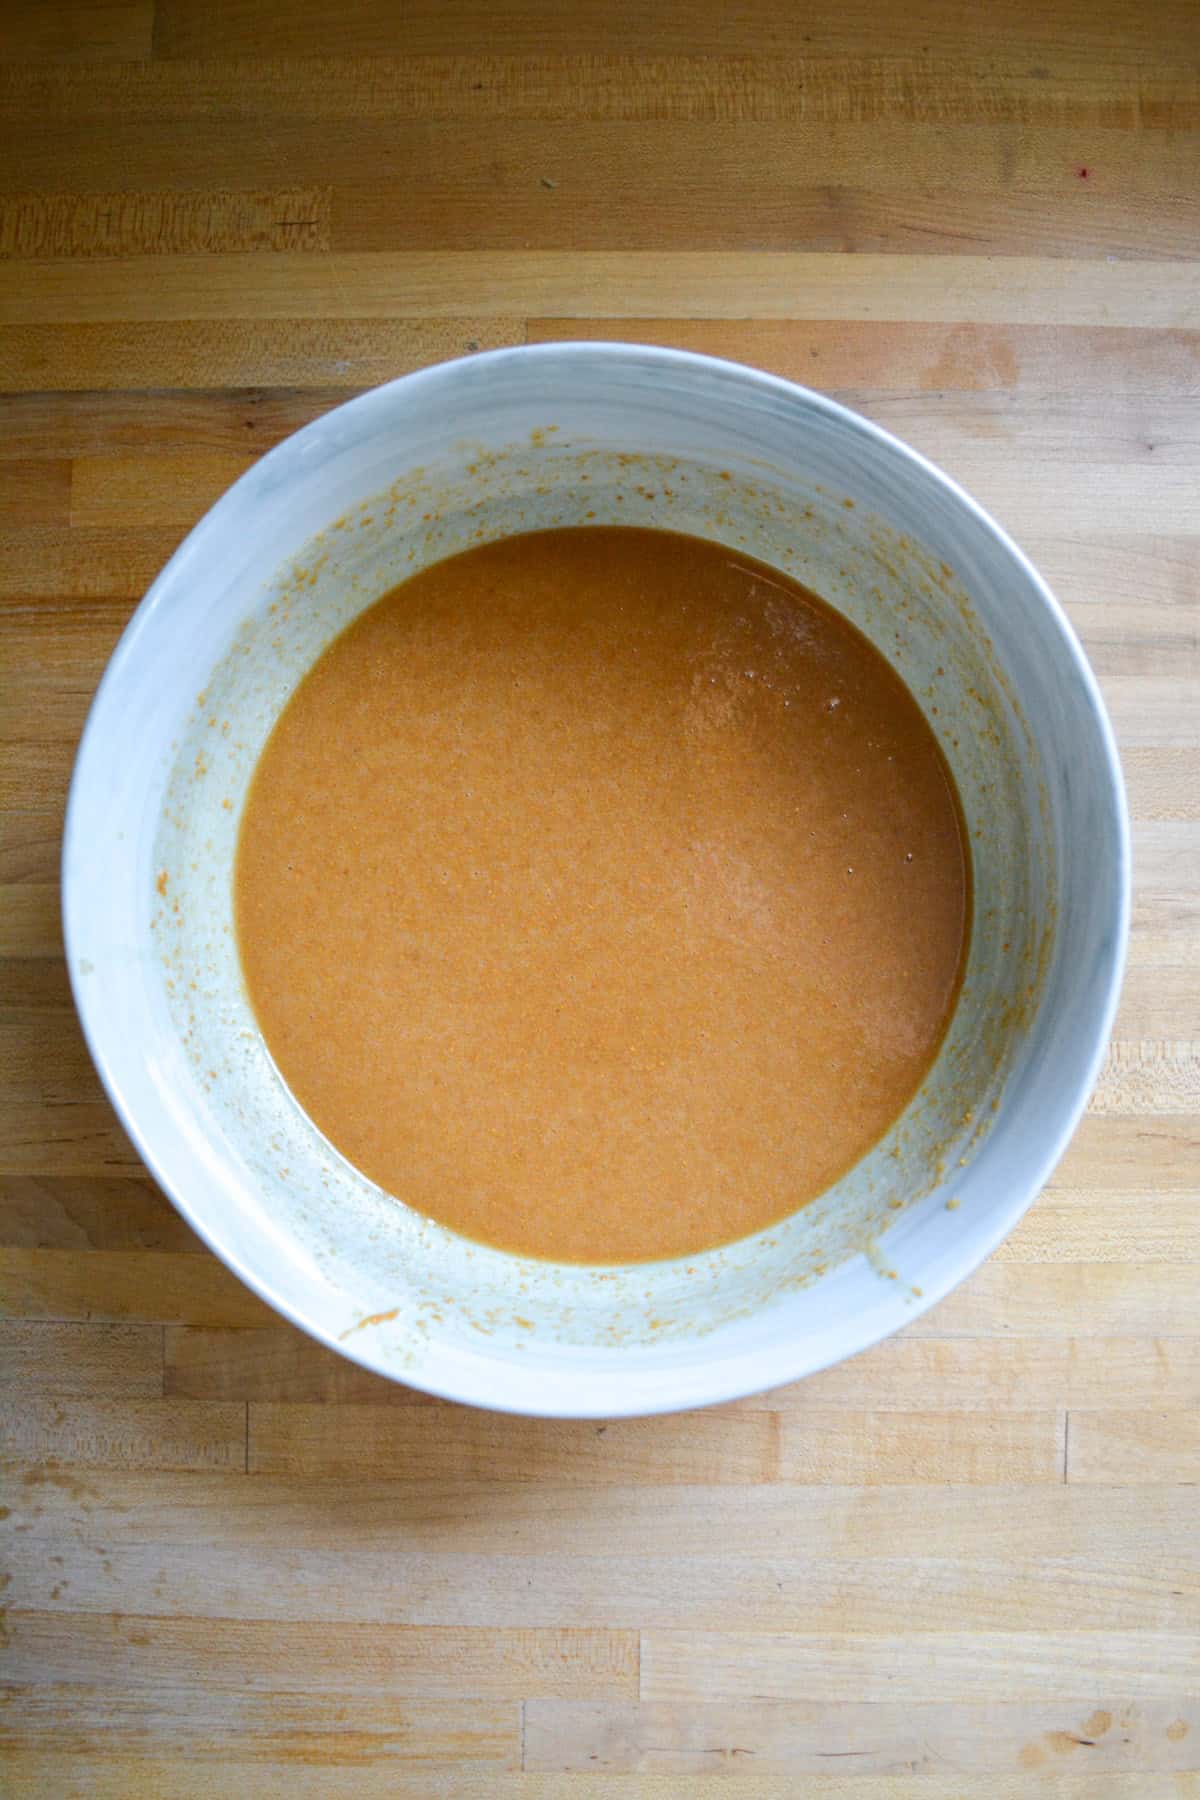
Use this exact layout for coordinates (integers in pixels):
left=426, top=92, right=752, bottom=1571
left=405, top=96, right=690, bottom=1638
left=0, top=459, right=71, bottom=527
left=2, top=1, right=1198, bottom=1788
left=0, top=1688, right=521, bottom=1767
left=0, top=1611, right=639, bottom=1698
left=3, top=53, right=1197, bottom=129
left=535, top=318, right=1200, bottom=391
left=524, top=1697, right=1200, bottom=1775
left=3, top=251, right=1197, bottom=325
left=3, top=2, right=154, bottom=64
left=0, top=1395, right=246, bottom=1471
left=0, top=524, right=181, bottom=601
left=0, top=1247, right=278, bottom=1323
left=7, top=119, right=1196, bottom=257
left=10, top=1469, right=1198, bottom=1561
left=68, top=450, right=257, bottom=526
left=1, top=1174, right=202, bottom=1252
left=4, top=1536, right=1192, bottom=1634
left=2, top=1768, right=1196, bottom=1800
left=0, top=188, right=331, bottom=258
left=146, top=0, right=1198, bottom=62
left=640, top=1631, right=1200, bottom=1704
left=1066, top=1410, right=1200, bottom=1483
left=0, top=1320, right=163, bottom=1396
left=0, top=319, right=524, bottom=390
left=11, top=115, right=1195, bottom=197
left=247, top=1403, right=782, bottom=1486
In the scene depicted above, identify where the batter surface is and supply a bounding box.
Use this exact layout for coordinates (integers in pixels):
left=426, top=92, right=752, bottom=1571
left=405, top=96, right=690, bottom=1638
left=236, top=526, right=969, bottom=1263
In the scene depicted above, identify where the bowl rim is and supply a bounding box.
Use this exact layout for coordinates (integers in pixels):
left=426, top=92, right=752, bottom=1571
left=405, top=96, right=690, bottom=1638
left=62, top=340, right=1132, bottom=1416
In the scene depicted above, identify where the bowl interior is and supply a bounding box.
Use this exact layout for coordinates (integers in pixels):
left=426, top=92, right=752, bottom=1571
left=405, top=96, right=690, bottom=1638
left=65, top=347, right=1127, bottom=1414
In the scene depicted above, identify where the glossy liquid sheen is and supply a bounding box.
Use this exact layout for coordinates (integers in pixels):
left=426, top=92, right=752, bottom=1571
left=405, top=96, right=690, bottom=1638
left=236, top=527, right=969, bottom=1264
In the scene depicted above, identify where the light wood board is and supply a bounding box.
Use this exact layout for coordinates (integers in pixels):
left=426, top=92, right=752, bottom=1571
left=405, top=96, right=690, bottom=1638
left=1, top=1, right=1198, bottom=1790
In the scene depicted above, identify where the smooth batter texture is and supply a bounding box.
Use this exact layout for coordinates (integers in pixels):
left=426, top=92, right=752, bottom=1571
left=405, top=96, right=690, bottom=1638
left=236, top=527, right=969, bottom=1264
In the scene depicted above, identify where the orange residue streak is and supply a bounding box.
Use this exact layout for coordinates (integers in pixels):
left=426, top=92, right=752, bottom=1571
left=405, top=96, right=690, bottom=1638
left=339, top=1306, right=401, bottom=1340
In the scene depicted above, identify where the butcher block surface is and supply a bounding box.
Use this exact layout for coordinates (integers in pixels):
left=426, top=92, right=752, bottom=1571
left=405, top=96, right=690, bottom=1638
left=1, top=0, right=1198, bottom=1792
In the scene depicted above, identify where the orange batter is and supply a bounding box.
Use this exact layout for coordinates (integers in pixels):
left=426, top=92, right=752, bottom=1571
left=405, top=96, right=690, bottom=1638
left=236, top=527, right=969, bottom=1263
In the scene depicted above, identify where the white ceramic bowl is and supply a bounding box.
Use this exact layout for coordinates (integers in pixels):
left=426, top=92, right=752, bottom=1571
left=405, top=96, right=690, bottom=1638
left=64, top=344, right=1128, bottom=1416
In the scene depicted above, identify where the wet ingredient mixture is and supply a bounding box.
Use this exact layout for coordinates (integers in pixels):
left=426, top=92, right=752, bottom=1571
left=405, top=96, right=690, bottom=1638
left=236, top=526, right=969, bottom=1263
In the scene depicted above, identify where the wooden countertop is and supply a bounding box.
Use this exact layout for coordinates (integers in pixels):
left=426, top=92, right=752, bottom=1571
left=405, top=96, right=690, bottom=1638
left=2, top=2, right=1198, bottom=1791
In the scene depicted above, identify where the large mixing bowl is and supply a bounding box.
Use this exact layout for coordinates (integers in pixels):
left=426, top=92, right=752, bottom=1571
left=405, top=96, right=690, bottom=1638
left=63, top=344, right=1129, bottom=1416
